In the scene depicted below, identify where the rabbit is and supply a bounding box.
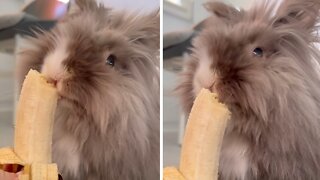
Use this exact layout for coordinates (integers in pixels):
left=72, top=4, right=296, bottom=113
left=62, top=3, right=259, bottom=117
left=176, top=0, right=320, bottom=179
left=15, top=0, right=160, bottom=179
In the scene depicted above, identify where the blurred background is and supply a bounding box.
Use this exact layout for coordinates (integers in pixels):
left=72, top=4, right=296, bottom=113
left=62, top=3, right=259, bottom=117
left=163, top=0, right=254, bottom=167
left=0, top=0, right=159, bottom=147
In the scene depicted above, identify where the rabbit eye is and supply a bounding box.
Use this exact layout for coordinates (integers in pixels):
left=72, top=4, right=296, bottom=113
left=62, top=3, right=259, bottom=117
left=253, top=47, right=263, bottom=57
left=106, top=54, right=116, bottom=66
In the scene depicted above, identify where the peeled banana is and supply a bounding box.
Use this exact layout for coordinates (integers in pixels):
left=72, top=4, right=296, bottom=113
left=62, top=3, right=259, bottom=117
left=14, top=69, right=57, bottom=164
left=164, top=89, right=230, bottom=180
left=0, top=69, right=59, bottom=180
left=163, top=167, right=185, bottom=180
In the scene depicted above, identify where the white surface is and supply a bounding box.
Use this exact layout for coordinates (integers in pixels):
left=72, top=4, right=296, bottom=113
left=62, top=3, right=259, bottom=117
left=58, top=0, right=70, bottom=3
left=163, top=13, right=192, bottom=33
left=163, top=70, right=180, bottom=125
left=98, top=0, right=159, bottom=12
left=224, top=0, right=254, bottom=9
left=0, top=39, right=16, bottom=147
left=0, top=0, right=24, bottom=15
left=163, top=0, right=255, bottom=32
left=164, top=0, right=194, bottom=20
left=164, top=131, right=181, bottom=167
left=167, top=0, right=182, bottom=5
left=163, top=70, right=181, bottom=166
left=0, top=0, right=160, bottom=15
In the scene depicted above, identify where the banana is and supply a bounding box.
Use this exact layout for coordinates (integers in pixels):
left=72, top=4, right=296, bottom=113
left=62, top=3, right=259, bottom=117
left=0, top=69, right=59, bottom=180
left=14, top=69, right=57, bottom=164
left=163, top=89, right=230, bottom=180
left=163, top=167, right=185, bottom=180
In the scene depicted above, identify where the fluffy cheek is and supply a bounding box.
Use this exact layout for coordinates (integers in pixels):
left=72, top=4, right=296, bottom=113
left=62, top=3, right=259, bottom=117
left=57, top=79, right=74, bottom=99
left=193, top=54, right=216, bottom=96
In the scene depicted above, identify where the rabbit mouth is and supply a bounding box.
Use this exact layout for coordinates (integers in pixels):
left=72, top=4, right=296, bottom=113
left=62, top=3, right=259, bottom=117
left=212, top=88, right=234, bottom=104
left=206, top=80, right=235, bottom=105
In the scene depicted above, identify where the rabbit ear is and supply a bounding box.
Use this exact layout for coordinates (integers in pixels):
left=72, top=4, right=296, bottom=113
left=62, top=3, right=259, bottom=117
left=74, top=0, right=98, bottom=11
left=204, top=1, right=241, bottom=22
left=126, top=10, right=160, bottom=50
left=67, top=0, right=108, bottom=20
left=273, top=0, right=320, bottom=31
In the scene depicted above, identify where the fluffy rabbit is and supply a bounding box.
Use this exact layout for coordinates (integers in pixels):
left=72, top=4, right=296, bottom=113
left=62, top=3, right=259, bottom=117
left=15, top=0, right=159, bottom=179
left=177, top=0, right=320, bottom=179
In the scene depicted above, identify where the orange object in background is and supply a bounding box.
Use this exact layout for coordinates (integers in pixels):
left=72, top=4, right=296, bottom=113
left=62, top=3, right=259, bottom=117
left=23, top=0, right=69, bottom=20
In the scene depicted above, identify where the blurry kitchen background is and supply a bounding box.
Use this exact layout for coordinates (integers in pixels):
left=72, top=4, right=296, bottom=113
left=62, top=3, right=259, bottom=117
left=163, top=0, right=254, bottom=166
left=0, top=0, right=158, bottom=147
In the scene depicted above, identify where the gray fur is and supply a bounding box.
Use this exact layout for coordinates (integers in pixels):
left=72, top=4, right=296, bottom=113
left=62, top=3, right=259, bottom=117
left=15, top=0, right=159, bottom=179
left=177, top=0, right=320, bottom=179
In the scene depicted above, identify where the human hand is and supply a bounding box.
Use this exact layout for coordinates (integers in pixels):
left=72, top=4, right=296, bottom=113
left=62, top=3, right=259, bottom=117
left=0, top=164, right=23, bottom=180
left=0, top=169, right=19, bottom=180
